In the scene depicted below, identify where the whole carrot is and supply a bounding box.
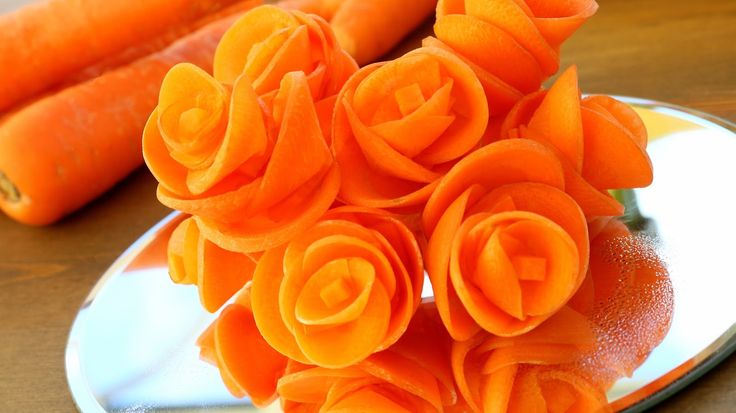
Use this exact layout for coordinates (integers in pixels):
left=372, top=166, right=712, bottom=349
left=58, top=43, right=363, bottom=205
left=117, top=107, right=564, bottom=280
left=330, top=0, right=437, bottom=65
left=0, top=0, right=244, bottom=112
left=0, top=11, right=253, bottom=226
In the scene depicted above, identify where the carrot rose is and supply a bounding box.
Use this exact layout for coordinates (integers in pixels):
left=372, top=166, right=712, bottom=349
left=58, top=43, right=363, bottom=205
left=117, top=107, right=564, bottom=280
left=332, top=46, right=488, bottom=210
left=452, top=307, right=610, bottom=413
left=570, top=217, right=674, bottom=388
left=427, top=0, right=599, bottom=115
left=423, top=140, right=589, bottom=340
left=277, top=303, right=459, bottom=412
left=500, top=66, right=653, bottom=216
left=143, top=64, right=340, bottom=253
left=197, top=286, right=288, bottom=406
left=251, top=207, right=423, bottom=368
left=213, top=4, right=357, bottom=136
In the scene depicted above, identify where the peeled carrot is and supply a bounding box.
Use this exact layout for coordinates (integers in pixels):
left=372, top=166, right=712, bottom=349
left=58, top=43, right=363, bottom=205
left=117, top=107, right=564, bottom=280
left=277, top=0, right=344, bottom=20
left=0, top=0, right=246, bottom=112
left=0, top=12, right=255, bottom=226
left=330, top=0, right=437, bottom=65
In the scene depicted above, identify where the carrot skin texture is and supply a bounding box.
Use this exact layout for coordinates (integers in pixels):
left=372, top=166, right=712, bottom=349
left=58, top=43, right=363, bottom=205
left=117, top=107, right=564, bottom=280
left=330, top=0, right=438, bottom=65
left=0, top=14, right=248, bottom=226
left=0, top=0, right=247, bottom=112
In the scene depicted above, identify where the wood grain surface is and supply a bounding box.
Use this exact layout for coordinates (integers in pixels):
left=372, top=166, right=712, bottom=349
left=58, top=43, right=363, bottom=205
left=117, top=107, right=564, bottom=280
left=0, top=0, right=735, bottom=411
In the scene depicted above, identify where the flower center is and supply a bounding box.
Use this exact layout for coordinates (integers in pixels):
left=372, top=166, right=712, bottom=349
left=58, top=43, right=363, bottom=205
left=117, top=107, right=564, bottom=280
left=294, top=257, right=376, bottom=326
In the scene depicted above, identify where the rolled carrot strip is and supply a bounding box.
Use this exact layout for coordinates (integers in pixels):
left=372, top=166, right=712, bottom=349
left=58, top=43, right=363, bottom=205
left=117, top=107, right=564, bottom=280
left=168, top=217, right=256, bottom=312
left=250, top=206, right=423, bottom=368
left=0, top=0, right=247, bottom=112
left=0, top=13, right=249, bottom=226
left=332, top=46, right=488, bottom=211
left=330, top=0, right=437, bottom=65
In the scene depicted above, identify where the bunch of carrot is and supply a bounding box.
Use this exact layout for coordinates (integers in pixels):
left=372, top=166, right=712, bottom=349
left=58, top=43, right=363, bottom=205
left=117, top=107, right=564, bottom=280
left=0, top=0, right=436, bottom=226
left=138, top=1, right=674, bottom=412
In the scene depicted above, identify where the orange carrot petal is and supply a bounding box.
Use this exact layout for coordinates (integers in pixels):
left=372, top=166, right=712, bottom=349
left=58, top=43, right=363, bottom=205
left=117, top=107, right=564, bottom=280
left=197, top=299, right=288, bottom=405
left=167, top=217, right=255, bottom=312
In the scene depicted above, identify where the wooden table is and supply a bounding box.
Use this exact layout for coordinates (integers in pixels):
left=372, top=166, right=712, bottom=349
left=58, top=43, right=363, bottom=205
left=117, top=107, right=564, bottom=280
left=1, top=0, right=734, bottom=411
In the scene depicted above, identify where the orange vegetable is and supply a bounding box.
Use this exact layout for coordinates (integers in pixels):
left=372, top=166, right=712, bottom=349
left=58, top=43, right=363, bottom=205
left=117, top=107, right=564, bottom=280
left=332, top=46, right=488, bottom=211
left=330, top=0, right=437, bottom=65
left=571, top=217, right=674, bottom=388
left=144, top=61, right=340, bottom=253
left=212, top=4, right=357, bottom=142
left=250, top=206, right=423, bottom=368
left=277, top=0, right=344, bottom=20
left=0, top=0, right=246, bottom=112
left=427, top=0, right=598, bottom=115
left=168, top=216, right=256, bottom=312
left=423, top=140, right=589, bottom=340
left=0, top=13, right=248, bottom=225
left=500, top=66, right=653, bottom=217
left=277, top=303, right=460, bottom=412
left=197, top=285, right=288, bottom=406
left=451, top=307, right=609, bottom=413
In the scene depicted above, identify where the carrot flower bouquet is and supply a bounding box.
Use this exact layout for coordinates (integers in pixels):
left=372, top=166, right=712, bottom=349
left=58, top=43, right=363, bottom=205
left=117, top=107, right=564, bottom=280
left=143, top=1, right=674, bottom=412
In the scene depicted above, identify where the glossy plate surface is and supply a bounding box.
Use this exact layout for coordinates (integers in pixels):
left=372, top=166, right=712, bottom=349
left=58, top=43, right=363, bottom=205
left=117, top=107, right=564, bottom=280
left=66, top=98, right=736, bottom=412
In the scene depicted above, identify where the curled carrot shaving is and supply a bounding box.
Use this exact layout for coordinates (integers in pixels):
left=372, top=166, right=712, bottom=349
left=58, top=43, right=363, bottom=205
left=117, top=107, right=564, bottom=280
left=197, top=286, right=288, bottom=406
left=500, top=66, right=653, bottom=217
left=427, top=0, right=598, bottom=115
left=250, top=206, right=423, bottom=368
left=423, top=140, right=589, bottom=340
left=167, top=216, right=255, bottom=312
left=144, top=63, right=340, bottom=253
left=332, top=46, right=488, bottom=210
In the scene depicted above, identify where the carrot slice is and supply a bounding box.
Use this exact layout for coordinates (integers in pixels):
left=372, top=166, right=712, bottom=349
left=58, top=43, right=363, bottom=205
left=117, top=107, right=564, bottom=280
left=196, top=294, right=288, bottom=406
left=167, top=217, right=256, bottom=312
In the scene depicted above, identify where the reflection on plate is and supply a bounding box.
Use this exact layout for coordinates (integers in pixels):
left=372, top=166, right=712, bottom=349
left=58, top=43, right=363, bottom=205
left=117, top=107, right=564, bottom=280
left=66, top=97, right=736, bottom=412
